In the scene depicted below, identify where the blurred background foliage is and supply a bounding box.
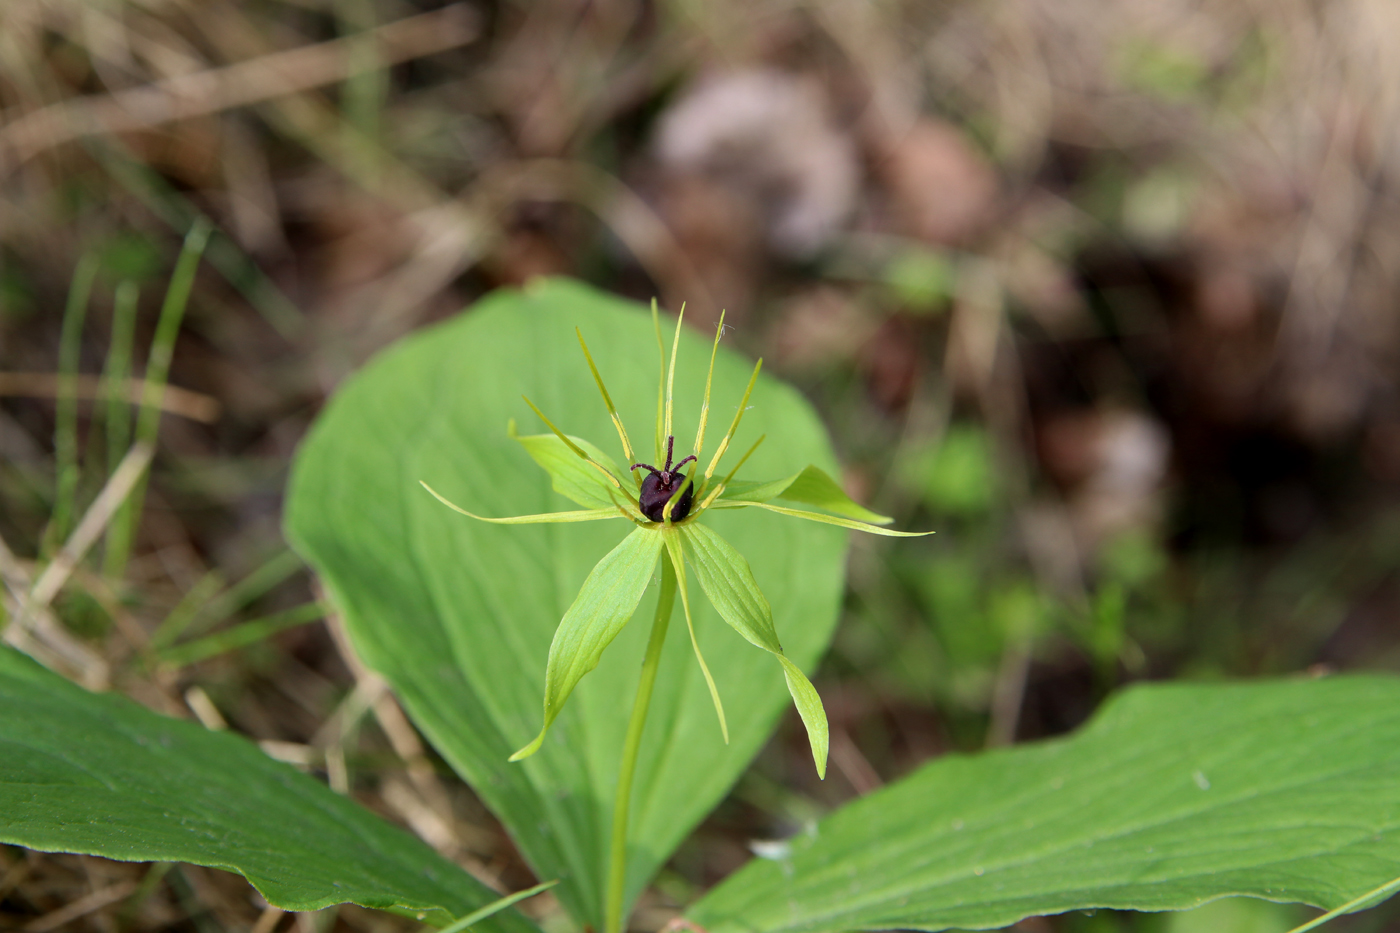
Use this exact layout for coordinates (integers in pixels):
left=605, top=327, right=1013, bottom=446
left=2, top=0, right=1399, bottom=929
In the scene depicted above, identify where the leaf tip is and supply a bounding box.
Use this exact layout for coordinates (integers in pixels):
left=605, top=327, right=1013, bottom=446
left=509, top=730, right=546, bottom=762
left=509, top=739, right=540, bottom=762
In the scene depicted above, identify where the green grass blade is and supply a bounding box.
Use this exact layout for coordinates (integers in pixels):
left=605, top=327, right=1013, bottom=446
left=158, top=601, right=327, bottom=668
left=91, top=137, right=304, bottom=338
left=101, top=281, right=140, bottom=577
left=42, top=252, right=99, bottom=558
left=434, top=881, right=558, bottom=933
left=150, top=548, right=303, bottom=650
left=106, top=219, right=212, bottom=579
left=1284, top=875, right=1400, bottom=933
left=338, top=0, right=387, bottom=154
left=150, top=570, right=224, bottom=652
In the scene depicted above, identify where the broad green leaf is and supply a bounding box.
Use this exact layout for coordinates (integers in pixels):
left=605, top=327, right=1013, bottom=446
left=285, top=278, right=849, bottom=927
left=512, top=526, right=663, bottom=760
left=515, top=432, right=632, bottom=509
left=678, top=522, right=828, bottom=778
left=720, top=465, right=890, bottom=525
left=688, top=675, right=1400, bottom=933
left=0, top=646, right=537, bottom=930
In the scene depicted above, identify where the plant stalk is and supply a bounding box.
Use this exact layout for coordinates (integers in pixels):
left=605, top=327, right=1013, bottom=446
left=604, top=557, right=676, bottom=933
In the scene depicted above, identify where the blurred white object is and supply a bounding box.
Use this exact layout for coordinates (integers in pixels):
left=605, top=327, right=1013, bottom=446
left=656, top=69, right=859, bottom=257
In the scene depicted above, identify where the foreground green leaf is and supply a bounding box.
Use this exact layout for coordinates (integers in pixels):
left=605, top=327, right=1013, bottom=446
left=511, top=526, right=664, bottom=760
left=679, top=522, right=828, bottom=778
left=285, top=278, right=849, bottom=928
left=688, top=675, right=1400, bottom=933
left=0, top=646, right=537, bottom=929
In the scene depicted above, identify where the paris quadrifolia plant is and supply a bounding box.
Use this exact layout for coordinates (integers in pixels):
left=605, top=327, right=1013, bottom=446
left=420, top=303, right=929, bottom=933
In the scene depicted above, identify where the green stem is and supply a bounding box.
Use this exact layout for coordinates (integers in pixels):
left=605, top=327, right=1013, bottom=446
left=604, top=557, right=676, bottom=933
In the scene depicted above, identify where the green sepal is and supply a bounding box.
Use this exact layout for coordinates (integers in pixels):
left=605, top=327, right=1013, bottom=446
left=511, top=526, right=664, bottom=761
left=713, top=500, right=934, bottom=537
left=515, top=432, right=630, bottom=510
left=719, top=464, right=891, bottom=525
left=420, top=481, right=628, bottom=524
left=677, top=522, right=829, bottom=778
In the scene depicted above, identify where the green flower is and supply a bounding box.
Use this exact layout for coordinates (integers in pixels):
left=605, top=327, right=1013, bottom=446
left=422, top=307, right=928, bottom=777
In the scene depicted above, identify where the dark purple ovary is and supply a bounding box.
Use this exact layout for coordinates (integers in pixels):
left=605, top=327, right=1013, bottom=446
left=638, top=471, right=694, bottom=522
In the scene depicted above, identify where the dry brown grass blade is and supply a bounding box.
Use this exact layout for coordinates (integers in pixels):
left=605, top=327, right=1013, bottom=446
left=0, top=373, right=221, bottom=423
left=29, top=441, right=154, bottom=608
left=321, top=604, right=504, bottom=883
left=22, top=880, right=138, bottom=933
left=0, top=4, right=480, bottom=170
left=0, top=529, right=108, bottom=690
left=250, top=907, right=285, bottom=933
left=3, top=442, right=154, bottom=688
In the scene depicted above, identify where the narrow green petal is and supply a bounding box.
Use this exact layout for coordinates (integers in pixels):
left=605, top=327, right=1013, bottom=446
left=703, top=358, right=762, bottom=482
left=693, top=310, right=725, bottom=461
left=511, top=527, right=663, bottom=761
left=720, top=464, right=892, bottom=524
left=576, top=328, right=636, bottom=467
left=679, top=522, right=828, bottom=777
left=727, top=501, right=934, bottom=537
left=421, top=481, right=625, bottom=524
left=652, top=298, right=666, bottom=463
left=698, top=434, right=765, bottom=508
left=664, top=304, right=685, bottom=444
left=662, top=529, right=729, bottom=743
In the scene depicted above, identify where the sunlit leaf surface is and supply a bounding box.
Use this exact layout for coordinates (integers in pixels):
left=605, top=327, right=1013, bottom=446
left=285, top=278, right=850, bottom=928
